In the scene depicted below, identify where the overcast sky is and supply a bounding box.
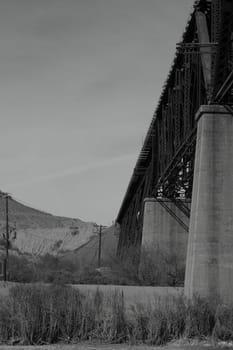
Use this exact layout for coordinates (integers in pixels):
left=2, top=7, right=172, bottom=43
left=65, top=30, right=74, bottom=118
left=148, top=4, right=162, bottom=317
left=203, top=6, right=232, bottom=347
left=0, top=0, right=194, bottom=225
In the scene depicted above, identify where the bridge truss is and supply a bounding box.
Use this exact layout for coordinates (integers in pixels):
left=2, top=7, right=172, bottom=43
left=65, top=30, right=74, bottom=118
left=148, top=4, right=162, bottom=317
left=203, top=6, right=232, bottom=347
left=116, top=0, right=233, bottom=254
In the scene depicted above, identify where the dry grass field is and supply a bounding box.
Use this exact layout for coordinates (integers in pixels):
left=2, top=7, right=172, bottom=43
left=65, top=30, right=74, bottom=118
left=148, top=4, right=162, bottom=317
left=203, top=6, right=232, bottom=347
left=0, top=283, right=232, bottom=347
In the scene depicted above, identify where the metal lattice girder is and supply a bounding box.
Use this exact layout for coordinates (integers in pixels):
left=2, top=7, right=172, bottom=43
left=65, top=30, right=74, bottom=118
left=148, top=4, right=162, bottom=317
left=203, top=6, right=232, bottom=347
left=116, top=0, right=233, bottom=253
left=212, top=0, right=233, bottom=103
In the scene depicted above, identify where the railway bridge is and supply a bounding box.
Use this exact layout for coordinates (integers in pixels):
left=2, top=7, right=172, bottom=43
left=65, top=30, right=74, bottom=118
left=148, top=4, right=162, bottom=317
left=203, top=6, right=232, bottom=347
left=116, top=0, right=233, bottom=303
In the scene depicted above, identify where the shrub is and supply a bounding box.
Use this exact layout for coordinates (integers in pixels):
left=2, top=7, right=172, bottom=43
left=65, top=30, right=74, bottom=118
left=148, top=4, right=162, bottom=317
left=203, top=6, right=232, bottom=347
left=213, top=304, right=233, bottom=341
left=3, top=284, right=85, bottom=344
left=8, top=244, right=186, bottom=286
left=8, top=255, right=35, bottom=283
left=129, top=296, right=186, bottom=345
left=184, top=295, right=216, bottom=338
left=108, top=244, right=185, bottom=287
left=109, top=290, right=127, bottom=342
left=0, top=298, right=12, bottom=343
left=139, top=245, right=185, bottom=287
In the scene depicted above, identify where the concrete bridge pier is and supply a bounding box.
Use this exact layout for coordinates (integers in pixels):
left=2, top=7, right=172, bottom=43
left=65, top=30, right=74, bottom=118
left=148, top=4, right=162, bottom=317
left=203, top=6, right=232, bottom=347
left=185, top=105, right=233, bottom=303
left=140, top=198, right=189, bottom=282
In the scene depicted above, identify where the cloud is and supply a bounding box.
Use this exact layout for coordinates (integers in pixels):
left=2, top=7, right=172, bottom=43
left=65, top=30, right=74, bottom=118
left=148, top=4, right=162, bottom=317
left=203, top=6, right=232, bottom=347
left=6, top=152, right=137, bottom=189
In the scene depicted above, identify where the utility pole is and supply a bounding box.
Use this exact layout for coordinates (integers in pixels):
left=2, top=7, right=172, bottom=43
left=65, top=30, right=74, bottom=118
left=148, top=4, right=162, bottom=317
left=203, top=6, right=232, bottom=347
left=3, top=194, right=9, bottom=281
left=0, top=193, right=16, bottom=281
left=93, top=224, right=107, bottom=269
left=98, top=225, right=102, bottom=268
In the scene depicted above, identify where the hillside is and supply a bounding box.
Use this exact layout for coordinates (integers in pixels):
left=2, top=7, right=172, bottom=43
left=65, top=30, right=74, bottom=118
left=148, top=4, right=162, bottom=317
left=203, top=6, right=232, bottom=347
left=60, top=224, right=120, bottom=268
left=0, top=192, right=97, bottom=256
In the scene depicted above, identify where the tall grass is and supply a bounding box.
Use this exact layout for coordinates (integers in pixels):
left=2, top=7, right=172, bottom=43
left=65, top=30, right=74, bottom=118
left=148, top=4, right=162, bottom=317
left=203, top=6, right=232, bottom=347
left=0, top=284, right=128, bottom=345
left=128, top=294, right=233, bottom=345
left=1, top=284, right=233, bottom=345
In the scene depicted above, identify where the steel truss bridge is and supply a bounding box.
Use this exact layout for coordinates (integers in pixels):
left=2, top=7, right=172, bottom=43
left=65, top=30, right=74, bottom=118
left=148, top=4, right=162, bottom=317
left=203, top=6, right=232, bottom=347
left=116, top=0, right=233, bottom=255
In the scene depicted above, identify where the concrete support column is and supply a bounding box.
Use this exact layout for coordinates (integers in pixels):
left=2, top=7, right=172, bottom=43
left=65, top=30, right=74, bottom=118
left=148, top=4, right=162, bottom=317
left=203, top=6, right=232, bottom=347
left=141, top=198, right=189, bottom=263
left=185, top=105, right=233, bottom=303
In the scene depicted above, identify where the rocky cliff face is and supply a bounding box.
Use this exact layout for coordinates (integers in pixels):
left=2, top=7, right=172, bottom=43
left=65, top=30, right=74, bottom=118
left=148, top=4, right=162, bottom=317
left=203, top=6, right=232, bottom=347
left=0, top=193, right=97, bottom=256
